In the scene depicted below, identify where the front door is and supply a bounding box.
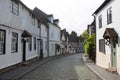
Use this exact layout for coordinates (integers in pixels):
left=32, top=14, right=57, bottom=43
left=111, top=42, right=116, bottom=68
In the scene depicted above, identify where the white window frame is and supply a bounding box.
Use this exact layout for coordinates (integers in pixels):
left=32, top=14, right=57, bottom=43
left=10, top=0, right=19, bottom=16
left=107, top=7, right=112, bottom=24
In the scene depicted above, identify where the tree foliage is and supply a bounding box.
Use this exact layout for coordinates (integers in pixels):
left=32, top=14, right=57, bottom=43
left=71, top=31, right=77, bottom=36
left=84, top=33, right=96, bottom=62
left=81, top=30, right=89, bottom=42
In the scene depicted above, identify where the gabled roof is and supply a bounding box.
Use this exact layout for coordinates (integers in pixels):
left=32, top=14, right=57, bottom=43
left=33, top=7, right=61, bottom=29
left=32, top=7, right=49, bottom=26
left=93, top=0, right=112, bottom=15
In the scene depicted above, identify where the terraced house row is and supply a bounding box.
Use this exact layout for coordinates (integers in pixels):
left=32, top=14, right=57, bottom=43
left=0, top=0, right=61, bottom=72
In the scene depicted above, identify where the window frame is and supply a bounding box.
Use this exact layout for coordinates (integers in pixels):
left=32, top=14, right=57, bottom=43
left=98, top=15, right=102, bottom=28
left=11, top=32, right=18, bottom=53
left=107, top=7, right=112, bottom=24
left=99, top=39, right=105, bottom=53
left=0, top=29, right=6, bottom=55
left=10, top=0, right=19, bottom=16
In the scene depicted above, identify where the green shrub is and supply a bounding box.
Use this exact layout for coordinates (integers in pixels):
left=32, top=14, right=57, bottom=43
left=84, top=34, right=96, bottom=62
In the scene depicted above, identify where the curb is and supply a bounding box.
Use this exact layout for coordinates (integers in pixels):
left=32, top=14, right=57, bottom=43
left=81, top=54, right=105, bottom=80
left=85, top=64, right=105, bottom=80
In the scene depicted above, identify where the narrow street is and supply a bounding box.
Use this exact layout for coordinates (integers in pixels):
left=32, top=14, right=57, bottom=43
left=18, top=54, right=101, bottom=80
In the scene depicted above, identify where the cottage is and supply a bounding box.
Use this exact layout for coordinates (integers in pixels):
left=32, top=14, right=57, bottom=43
left=33, top=8, right=61, bottom=57
left=0, top=0, right=61, bottom=72
left=48, top=15, right=61, bottom=56
left=0, top=0, right=42, bottom=71
left=93, top=0, right=120, bottom=74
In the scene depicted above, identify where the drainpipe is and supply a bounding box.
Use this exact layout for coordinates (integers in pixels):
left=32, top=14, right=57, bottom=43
left=93, top=14, right=97, bottom=63
left=39, top=23, right=41, bottom=60
left=47, top=23, right=49, bottom=57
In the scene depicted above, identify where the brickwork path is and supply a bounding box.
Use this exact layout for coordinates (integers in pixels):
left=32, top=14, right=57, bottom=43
left=18, top=54, right=101, bottom=80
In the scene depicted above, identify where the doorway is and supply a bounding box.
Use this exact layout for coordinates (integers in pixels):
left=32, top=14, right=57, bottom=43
left=111, top=42, right=116, bottom=68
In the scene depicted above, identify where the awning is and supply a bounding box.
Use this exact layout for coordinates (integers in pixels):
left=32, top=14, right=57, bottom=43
left=21, top=30, right=32, bottom=37
left=103, top=28, right=118, bottom=39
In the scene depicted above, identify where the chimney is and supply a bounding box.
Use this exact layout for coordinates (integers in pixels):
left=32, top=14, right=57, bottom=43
left=54, top=19, right=59, bottom=26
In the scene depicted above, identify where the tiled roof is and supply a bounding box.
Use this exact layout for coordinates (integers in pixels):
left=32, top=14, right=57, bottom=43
left=32, top=7, right=49, bottom=26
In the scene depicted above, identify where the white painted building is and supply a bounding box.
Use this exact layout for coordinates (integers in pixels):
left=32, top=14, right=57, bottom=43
left=32, top=8, right=61, bottom=57
left=0, top=0, right=42, bottom=70
left=0, top=0, right=61, bottom=71
left=33, top=8, right=49, bottom=58
left=48, top=16, right=61, bottom=56
left=93, top=0, right=120, bottom=74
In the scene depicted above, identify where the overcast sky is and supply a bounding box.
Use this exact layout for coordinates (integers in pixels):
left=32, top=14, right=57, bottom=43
left=21, top=0, right=104, bottom=35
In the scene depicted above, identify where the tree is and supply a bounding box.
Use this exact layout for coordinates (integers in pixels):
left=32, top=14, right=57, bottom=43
left=81, top=30, right=89, bottom=42
left=71, top=31, right=77, bottom=36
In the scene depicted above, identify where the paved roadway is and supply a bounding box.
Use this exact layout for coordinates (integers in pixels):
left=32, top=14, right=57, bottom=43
left=18, top=54, right=101, bottom=80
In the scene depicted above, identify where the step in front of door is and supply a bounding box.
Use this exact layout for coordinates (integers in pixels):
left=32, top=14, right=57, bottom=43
left=106, top=67, right=117, bottom=73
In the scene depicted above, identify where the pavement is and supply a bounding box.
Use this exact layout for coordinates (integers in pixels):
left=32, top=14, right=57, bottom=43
left=82, top=53, right=120, bottom=80
left=0, top=55, right=66, bottom=80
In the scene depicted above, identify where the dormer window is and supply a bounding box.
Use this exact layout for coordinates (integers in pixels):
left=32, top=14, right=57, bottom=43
left=48, top=14, right=54, bottom=23
left=107, top=7, right=112, bottom=24
left=10, top=0, right=19, bottom=16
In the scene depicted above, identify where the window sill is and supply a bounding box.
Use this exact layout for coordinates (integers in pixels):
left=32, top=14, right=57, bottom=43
left=11, top=52, right=18, bottom=53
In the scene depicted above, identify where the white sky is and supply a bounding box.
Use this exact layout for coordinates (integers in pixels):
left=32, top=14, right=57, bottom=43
left=21, top=0, right=105, bottom=35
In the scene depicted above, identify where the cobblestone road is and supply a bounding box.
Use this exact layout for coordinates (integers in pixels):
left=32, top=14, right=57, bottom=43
left=18, top=54, right=101, bottom=80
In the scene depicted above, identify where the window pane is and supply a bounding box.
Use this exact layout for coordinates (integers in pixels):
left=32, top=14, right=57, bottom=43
left=107, top=8, right=112, bottom=24
left=11, top=32, right=18, bottom=53
left=99, top=39, right=105, bottom=53
left=34, top=37, right=36, bottom=50
left=10, top=1, right=19, bottom=16
left=0, top=30, right=5, bottom=54
left=98, top=15, right=102, bottom=28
